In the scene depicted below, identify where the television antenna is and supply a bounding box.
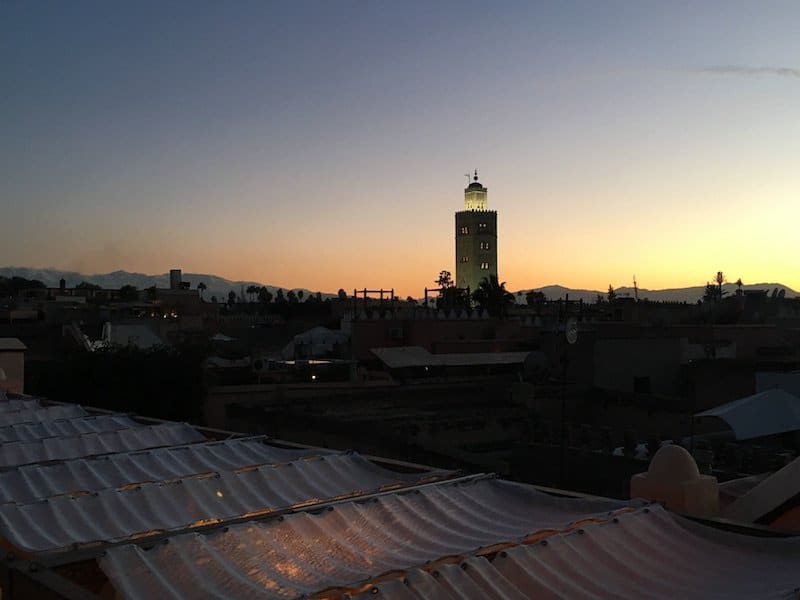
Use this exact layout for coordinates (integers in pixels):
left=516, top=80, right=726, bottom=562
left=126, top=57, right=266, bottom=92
left=565, top=317, right=578, bottom=345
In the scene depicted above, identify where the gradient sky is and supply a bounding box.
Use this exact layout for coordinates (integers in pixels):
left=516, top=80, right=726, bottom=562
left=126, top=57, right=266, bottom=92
left=2, top=1, right=799, bottom=297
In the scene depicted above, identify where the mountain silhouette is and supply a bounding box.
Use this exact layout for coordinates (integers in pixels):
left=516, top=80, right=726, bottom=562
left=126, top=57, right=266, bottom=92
left=2, top=267, right=796, bottom=305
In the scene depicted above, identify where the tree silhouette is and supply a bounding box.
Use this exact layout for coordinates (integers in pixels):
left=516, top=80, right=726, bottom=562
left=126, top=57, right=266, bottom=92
left=715, top=271, right=726, bottom=301
left=297, top=290, right=304, bottom=302
left=119, top=285, right=138, bottom=302
left=246, top=285, right=258, bottom=302
left=197, top=282, right=207, bottom=300
left=472, top=275, right=514, bottom=317
left=275, top=289, right=286, bottom=304
left=257, top=286, right=273, bottom=305
left=227, top=290, right=237, bottom=306
left=735, top=278, right=743, bottom=296
left=435, top=270, right=469, bottom=311
left=607, top=285, right=616, bottom=303
left=337, top=288, right=348, bottom=300
left=436, top=270, right=453, bottom=288
left=526, top=290, right=545, bottom=306
left=0, top=276, right=45, bottom=297
left=703, top=282, right=717, bottom=303
left=287, top=290, right=298, bottom=304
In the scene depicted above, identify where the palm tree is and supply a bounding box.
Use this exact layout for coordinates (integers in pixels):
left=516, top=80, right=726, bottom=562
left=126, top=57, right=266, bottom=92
left=246, top=285, right=259, bottom=302
left=197, top=282, right=207, bottom=300
left=715, top=271, right=726, bottom=301
left=472, top=275, right=514, bottom=318
left=257, top=286, right=273, bottom=305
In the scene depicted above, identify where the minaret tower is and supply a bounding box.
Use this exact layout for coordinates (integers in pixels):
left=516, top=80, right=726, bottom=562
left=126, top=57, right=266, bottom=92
left=455, top=170, right=498, bottom=292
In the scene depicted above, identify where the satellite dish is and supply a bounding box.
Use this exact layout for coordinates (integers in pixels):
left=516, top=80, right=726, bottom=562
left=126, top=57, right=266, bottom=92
left=565, top=317, right=578, bottom=345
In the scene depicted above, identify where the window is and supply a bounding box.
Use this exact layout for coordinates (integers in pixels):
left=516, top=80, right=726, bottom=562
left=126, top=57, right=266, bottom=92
left=478, top=223, right=488, bottom=231
left=460, top=256, right=469, bottom=263
left=480, top=262, right=490, bottom=270
left=479, top=241, right=490, bottom=250
left=459, top=226, right=469, bottom=235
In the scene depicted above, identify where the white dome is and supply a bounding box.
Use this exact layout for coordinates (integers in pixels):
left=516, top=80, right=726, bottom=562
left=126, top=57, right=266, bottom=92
left=647, top=445, right=700, bottom=483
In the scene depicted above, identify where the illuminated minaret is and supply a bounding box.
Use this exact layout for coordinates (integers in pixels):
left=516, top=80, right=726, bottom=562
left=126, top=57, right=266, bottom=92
left=455, top=170, right=497, bottom=292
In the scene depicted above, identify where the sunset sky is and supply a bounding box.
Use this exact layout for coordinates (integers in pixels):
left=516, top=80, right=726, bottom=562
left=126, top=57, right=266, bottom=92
left=3, top=1, right=799, bottom=297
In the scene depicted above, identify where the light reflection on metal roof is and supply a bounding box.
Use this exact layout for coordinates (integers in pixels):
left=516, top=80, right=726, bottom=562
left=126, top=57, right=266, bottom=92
left=99, top=478, right=630, bottom=599
left=0, top=422, right=205, bottom=468
left=0, top=453, right=443, bottom=555
left=0, top=413, right=139, bottom=443
left=0, top=397, right=45, bottom=413
left=347, top=506, right=800, bottom=600
left=0, top=436, right=335, bottom=503
left=0, top=404, right=88, bottom=426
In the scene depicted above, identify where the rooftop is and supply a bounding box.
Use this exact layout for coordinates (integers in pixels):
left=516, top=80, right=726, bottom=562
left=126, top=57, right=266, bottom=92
left=0, top=390, right=797, bottom=599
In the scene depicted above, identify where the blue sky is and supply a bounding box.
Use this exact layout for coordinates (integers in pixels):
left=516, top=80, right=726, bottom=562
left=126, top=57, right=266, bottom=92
left=3, top=1, right=799, bottom=295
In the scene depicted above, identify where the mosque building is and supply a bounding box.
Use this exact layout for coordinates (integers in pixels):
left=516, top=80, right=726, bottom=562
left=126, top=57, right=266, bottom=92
left=455, top=170, right=497, bottom=292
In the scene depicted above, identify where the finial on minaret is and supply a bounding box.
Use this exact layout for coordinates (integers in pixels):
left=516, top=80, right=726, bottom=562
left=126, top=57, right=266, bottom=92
left=473, top=169, right=479, bottom=182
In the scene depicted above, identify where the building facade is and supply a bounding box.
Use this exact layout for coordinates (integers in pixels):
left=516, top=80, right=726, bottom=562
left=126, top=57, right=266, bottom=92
left=455, top=171, right=497, bottom=292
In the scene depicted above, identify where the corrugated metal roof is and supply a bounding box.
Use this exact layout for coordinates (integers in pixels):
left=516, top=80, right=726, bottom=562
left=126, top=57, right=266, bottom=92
left=0, top=412, right=130, bottom=442
left=0, top=397, right=43, bottom=413
left=0, top=436, right=336, bottom=504
left=99, top=478, right=630, bottom=599
left=0, top=422, right=205, bottom=468
left=347, top=506, right=800, bottom=599
left=0, top=404, right=88, bottom=427
left=0, top=452, right=443, bottom=556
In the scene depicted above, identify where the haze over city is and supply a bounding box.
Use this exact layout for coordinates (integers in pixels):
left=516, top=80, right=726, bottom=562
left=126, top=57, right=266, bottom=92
left=3, top=1, right=799, bottom=297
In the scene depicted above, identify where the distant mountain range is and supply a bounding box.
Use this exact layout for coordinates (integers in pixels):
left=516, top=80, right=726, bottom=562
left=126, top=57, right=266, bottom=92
left=523, top=283, right=798, bottom=304
left=2, top=267, right=796, bottom=305
left=0, top=267, right=326, bottom=302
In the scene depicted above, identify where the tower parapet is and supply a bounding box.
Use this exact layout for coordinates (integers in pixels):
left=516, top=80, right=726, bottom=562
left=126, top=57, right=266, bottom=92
left=464, top=169, right=488, bottom=210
